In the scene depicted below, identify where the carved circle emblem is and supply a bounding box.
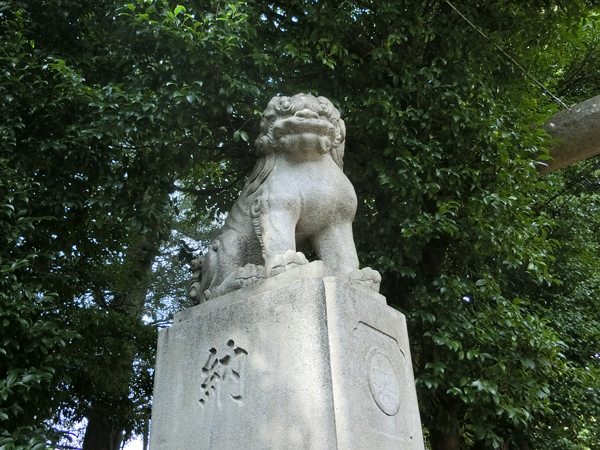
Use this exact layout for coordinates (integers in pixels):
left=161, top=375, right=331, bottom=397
left=367, top=348, right=401, bottom=416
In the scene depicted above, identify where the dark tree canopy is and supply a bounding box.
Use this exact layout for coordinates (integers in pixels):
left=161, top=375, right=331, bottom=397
left=1, top=1, right=599, bottom=449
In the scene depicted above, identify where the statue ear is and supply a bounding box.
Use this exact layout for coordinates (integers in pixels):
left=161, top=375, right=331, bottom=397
left=330, top=118, right=346, bottom=169
left=337, top=118, right=346, bottom=143
left=331, top=141, right=345, bottom=170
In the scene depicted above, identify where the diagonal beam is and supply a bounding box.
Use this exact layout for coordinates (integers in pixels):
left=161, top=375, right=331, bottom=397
left=541, top=94, right=600, bottom=173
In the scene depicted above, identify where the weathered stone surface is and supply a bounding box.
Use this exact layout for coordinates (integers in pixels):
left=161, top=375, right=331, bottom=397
left=188, top=94, right=380, bottom=304
left=542, top=94, right=600, bottom=173
left=151, top=264, right=425, bottom=450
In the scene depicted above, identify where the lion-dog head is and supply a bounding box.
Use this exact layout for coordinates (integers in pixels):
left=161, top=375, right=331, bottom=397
left=256, top=94, right=346, bottom=165
left=242, top=94, right=346, bottom=197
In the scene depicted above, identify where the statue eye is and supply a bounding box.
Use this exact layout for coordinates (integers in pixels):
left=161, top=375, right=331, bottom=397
left=318, top=102, right=330, bottom=116
left=279, top=98, right=292, bottom=112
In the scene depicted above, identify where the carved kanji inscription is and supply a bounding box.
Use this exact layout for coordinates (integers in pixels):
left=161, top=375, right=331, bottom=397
left=199, top=340, right=248, bottom=408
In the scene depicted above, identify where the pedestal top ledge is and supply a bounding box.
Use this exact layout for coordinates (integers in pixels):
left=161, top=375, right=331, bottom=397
left=176, top=261, right=387, bottom=325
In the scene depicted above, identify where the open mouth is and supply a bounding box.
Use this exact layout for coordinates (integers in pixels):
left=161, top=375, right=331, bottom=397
left=273, top=113, right=335, bottom=140
left=293, top=108, right=321, bottom=120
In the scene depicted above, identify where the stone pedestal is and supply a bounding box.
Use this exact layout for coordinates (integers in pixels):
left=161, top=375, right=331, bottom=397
left=150, top=263, right=425, bottom=450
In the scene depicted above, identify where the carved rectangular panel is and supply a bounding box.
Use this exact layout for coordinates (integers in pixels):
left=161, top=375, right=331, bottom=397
left=323, top=277, right=425, bottom=450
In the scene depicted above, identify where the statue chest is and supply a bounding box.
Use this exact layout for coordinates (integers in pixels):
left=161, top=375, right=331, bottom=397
left=262, top=161, right=357, bottom=225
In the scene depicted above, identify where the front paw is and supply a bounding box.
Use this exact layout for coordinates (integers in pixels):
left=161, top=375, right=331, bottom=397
left=267, top=250, right=309, bottom=276
left=235, top=263, right=267, bottom=287
left=207, top=264, right=266, bottom=299
left=348, top=267, right=381, bottom=292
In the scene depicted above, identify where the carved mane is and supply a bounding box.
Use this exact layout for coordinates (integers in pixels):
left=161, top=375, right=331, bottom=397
left=241, top=94, right=346, bottom=199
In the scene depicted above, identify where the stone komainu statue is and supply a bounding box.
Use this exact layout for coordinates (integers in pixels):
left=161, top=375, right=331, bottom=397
left=189, top=94, right=380, bottom=303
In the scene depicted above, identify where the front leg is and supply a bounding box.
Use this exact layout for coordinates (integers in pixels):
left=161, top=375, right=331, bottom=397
left=258, top=195, right=304, bottom=277
left=311, top=223, right=359, bottom=274
left=311, top=224, right=380, bottom=292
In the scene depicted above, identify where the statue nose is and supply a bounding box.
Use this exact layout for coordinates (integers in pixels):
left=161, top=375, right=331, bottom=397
left=295, top=109, right=320, bottom=120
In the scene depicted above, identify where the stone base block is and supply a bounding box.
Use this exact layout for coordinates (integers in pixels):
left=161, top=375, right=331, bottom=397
left=150, top=264, right=425, bottom=450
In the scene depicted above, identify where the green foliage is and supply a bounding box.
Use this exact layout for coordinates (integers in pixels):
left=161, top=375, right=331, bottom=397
left=541, top=12, right=600, bottom=105
left=518, top=163, right=600, bottom=450
left=52, top=309, right=157, bottom=441
left=0, top=160, right=75, bottom=447
left=0, top=0, right=261, bottom=445
left=1, top=0, right=599, bottom=448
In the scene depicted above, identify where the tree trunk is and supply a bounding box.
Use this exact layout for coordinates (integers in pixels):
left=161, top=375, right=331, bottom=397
left=472, top=441, right=509, bottom=450
left=429, top=400, right=460, bottom=450
left=516, top=434, right=530, bottom=450
left=83, top=237, right=160, bottom=449
left=82, top=415, right=123, bottom=450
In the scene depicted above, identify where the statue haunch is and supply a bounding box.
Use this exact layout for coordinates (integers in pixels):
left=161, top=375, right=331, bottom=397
left=189, top=94, right=381, bottom=303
